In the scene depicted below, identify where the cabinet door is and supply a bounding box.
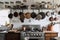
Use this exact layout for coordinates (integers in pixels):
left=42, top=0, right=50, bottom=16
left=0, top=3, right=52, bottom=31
left=0, top=33, right=6, bottom=40
left=6, top=33, right=20, bottom=40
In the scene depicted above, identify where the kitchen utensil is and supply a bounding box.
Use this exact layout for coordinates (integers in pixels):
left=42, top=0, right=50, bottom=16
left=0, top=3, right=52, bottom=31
left=46, top=11, right=50, bottom=16
left=16, top=5, right=20, bottom=9
left=8, top=13, right=13, bottom=19
left=20, top=13, right=25, bottom=22
left=31, top=9, right=37, bottom=18
left=38, top=12, right=46, bottom=19
left=41, top=1, right=46, bottom=8
left=54, top=17, right=57, bottom=21
left=25, top=12, right=31, bottom=19
left=16, top=1, right=21, bottom=3
left=54, top=15, right=58, bottom=21
left=19, top=9, right=24, bottom=16
left=58, top=11, right=60, bottom=15
left=31, top=4, right=37, bottom=9
left=5, top=2, right=9, bottom=4
left=19, top=9, right=25, bottom=22
left=10, top=1, right=14, bottom=4
left=0, top=2, right=4, bottom=4
left=13, top=11, right=18, bottom=17
left=35, top=14, right=42, bottom=20
left=49, top=17, right=54, bottom=21
left=47, top=23, right=53, bottom=31
left=51, top=12, right=54, bottom=15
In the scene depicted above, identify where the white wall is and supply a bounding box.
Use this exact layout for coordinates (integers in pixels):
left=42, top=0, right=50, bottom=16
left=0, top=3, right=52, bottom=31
left=0, top=9, right=10, bottom=25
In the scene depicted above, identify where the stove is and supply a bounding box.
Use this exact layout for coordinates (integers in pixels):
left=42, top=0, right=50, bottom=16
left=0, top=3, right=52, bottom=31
left=20, top=32, right=45, bottom=40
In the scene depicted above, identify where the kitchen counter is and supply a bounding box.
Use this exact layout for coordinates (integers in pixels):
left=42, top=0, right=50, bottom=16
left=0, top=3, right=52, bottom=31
left=43, top=31, right=58, bottom=33
left=44, top=31, right=58, bottom=40
left=0, top=30, right=58, bottom=40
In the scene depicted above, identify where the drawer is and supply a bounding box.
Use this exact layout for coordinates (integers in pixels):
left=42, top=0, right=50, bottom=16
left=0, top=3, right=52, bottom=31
left=0, top=37, right=5, bottom=40
left=0, top=34, right=5, bottom=37
left=51, top=34, right=58, bottom=37
left=45, top=34, right=51, bottom=36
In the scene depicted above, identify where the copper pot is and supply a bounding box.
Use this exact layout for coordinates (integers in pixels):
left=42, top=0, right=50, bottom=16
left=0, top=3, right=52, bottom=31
left=47, top=23, right=53, bottom=31
left=24, top=12, right=31, bottom=19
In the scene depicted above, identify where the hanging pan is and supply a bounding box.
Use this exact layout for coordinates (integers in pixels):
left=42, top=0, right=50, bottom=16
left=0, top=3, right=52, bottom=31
left=19, top=9, right=24, bottom=16
left=31, top=9, right=37, bottom=19
left=13, top=10, right=18, bottom=17
left=8, top=9, right=13, bottom=19
left=35, top=14, right=42, bottom=20
left=38, top=9, right=46, bottom=19
left=8, top=13, right=13, bottom=19
left=49, top=16, right=54, bottom=21
left=25, top=12, right=31, bottom=19
left=19, top=8, right=25, bottom=22
left=58, top=11, right=60, bottom=15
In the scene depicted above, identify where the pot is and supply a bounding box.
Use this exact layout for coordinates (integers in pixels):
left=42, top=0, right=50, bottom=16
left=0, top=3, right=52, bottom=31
left=25, top=12, right=31, bottom=19
left=8, top=13, right=13, bottom=19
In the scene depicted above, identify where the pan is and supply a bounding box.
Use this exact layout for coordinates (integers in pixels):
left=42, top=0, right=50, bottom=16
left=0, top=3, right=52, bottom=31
left=8, top=9, right=13, bottom=19
left=35, top=14, right=42, bottom=20
left=8, top=13, right=13, bottom=19
left=13, top=11, right=18, bottom=17
left=19, top=9, right=25, bottom=22
left=38, top=12, right=46, bottom=19
left=58, top=11, right=60, bottom=15
left=49, top=17, right=54, bottom=21
left=19, top=13, right=25, bottom=22
left=31, top=9, right=37, bottom=19
left=46, top=11, right=49, bottom=16
left=19, top=9, right=24, bottom=16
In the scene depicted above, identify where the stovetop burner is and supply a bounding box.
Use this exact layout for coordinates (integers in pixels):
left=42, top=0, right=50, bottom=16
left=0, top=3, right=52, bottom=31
left=21, top=32, right=44, bottom=37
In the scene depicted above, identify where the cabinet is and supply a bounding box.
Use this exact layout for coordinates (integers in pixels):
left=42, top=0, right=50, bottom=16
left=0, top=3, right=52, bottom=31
left=45, top=32, right=58, bottom=40
left=5, top=32, right=20, bottom=40
left=0, top=33, right=6, bottom=40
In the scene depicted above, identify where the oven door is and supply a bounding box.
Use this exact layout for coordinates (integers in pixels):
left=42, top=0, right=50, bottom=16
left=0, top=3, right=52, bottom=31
left=24, top=37, right=44, bottom=40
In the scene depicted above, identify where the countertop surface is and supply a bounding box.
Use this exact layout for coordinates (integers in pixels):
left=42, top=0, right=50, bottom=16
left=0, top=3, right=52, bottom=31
left=43, top=31, right=58, bottom=33
left=0, top=30, right=58, bottom=33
